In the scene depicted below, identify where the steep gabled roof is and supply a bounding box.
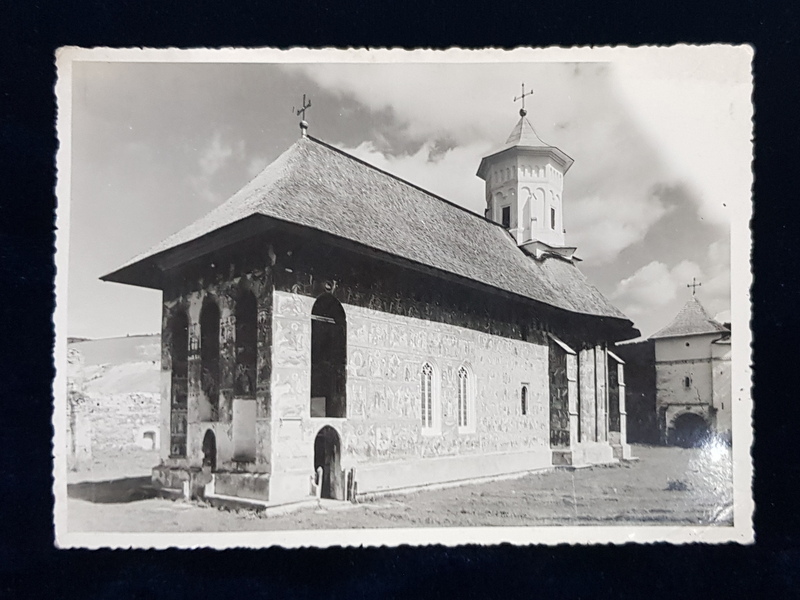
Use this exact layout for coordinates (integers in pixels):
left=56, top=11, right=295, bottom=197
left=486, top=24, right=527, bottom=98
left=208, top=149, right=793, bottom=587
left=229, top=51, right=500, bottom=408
left=103, top=135, right=633, bottom=328
left=650, top=297, right=730, bottom=340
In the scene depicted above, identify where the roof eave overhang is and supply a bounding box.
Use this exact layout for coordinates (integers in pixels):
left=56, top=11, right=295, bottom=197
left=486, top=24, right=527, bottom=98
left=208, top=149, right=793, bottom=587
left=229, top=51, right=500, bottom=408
left=477, top=145, right=575, bottom=179
left=100, top=214, right=639, bottom=342
left=100, top=214, right=276, bottom=290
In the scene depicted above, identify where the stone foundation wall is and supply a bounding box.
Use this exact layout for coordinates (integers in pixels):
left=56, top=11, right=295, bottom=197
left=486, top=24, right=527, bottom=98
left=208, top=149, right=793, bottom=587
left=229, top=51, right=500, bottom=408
left=84, top=392, right=161, bottom=450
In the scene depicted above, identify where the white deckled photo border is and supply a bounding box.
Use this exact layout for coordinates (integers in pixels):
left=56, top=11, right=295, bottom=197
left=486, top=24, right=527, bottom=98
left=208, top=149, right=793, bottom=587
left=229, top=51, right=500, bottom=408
left=53, top=45, right=754, bottom=548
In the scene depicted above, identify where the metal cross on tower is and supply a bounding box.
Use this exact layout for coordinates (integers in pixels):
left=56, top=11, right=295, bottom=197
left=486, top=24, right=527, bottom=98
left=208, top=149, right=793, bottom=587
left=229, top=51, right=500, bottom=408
left=687, top=277, right=702, bottom=296
left=514, top=83, right=535, bottom=117
left=293, top=94, right=312, bottom=136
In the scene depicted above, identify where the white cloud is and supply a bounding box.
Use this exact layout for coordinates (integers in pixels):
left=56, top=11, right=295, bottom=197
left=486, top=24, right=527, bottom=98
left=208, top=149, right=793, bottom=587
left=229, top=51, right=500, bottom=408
left=569, top=189, right=673, bottom=264
left=702, top=237, right=732, bottom=317
left=198, top=133, right=242, bottom=176
left=612, top=259, right=702, bottom=317
left=189, top=133, right=246, bottom=203
left=612, top=48, right=752, bottom=228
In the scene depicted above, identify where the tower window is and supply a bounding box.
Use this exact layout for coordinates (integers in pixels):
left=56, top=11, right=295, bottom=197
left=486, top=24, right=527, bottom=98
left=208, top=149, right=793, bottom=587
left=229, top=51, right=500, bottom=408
left=683, top=376, right=692, bottom=389
left=521, top=385, right=528, bottom=415
left=501, top=206, right=511, bottom=228
left=550, top=207, right=556, bottom=230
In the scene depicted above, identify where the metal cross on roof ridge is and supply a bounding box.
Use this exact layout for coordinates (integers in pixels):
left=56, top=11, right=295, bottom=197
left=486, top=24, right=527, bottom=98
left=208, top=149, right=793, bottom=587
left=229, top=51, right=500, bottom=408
left=294, top=94, right=312, bottom=120
left=687, top=277, right=702, bottom=296
left=293, top=94, right=312, bottom=137
left=514, top=83, right=535, bottom=117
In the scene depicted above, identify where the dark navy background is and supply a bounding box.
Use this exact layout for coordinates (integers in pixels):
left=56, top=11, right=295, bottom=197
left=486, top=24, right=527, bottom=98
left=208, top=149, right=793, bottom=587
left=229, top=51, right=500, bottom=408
left=1, top=1, right=798, bottom=597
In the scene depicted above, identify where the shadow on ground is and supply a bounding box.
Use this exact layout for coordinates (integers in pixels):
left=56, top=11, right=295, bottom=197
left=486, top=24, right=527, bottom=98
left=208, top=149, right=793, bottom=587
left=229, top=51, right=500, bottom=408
left=67, top=476, right=158, bottom=504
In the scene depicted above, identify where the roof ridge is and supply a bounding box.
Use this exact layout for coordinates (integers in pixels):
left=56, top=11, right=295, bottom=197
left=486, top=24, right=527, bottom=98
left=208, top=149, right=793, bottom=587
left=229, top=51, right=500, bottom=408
left=306, top=135, right=506, bottom=231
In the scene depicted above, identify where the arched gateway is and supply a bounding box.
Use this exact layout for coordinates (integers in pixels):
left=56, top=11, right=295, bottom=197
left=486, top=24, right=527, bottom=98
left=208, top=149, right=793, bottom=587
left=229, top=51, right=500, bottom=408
left=669, top=412, right=710, bottom=448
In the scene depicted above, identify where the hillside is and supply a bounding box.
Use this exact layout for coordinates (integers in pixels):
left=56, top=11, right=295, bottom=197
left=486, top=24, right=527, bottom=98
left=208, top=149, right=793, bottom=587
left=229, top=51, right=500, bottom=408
left=70, top=334, right=160, bottom=366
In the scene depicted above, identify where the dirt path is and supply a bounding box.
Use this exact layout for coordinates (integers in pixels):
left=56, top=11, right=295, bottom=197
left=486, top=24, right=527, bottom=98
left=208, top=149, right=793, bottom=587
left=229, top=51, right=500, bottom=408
left=66, top=444, right=733, bottom=533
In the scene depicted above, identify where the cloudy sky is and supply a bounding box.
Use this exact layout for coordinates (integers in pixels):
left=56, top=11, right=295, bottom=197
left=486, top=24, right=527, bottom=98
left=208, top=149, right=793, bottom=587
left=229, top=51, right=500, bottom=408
left=62, top=48, right=751, bottom=340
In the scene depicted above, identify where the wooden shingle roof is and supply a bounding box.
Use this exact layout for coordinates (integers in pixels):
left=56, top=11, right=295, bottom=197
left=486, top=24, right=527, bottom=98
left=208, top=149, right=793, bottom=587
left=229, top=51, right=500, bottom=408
left=103, top=136, right=633, bottom=326
left=650, top=297, right=730, bottom=339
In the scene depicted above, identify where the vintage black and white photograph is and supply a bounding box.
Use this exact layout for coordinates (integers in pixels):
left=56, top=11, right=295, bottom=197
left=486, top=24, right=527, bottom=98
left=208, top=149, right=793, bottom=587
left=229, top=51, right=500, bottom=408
left=53, top=46, right=753, bottom=547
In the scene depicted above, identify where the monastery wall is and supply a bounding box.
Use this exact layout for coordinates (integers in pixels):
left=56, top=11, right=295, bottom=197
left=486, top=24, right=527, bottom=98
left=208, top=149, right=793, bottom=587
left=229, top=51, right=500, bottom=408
left=711, top=342, right=732, bottom=441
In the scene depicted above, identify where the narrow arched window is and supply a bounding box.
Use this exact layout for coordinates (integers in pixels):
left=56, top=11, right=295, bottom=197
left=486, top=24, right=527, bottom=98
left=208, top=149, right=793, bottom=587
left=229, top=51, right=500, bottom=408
left=200, top=298, right=220, bottom=420
left=457, top=366, right=469, bottom=428
left=311, top=294, right=347, bottom=418
left=234, top=289, right=257, bottom=398
left=521, top=385, right=528, bottom=416
left=421, top=362, right=434, bottom=429
left=169, top=309, right=189, bottom=457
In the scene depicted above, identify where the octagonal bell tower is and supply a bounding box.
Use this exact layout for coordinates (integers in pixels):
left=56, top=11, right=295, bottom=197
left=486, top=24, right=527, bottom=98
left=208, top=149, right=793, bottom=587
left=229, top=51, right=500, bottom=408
left=477, top=104, right=576, bottom=259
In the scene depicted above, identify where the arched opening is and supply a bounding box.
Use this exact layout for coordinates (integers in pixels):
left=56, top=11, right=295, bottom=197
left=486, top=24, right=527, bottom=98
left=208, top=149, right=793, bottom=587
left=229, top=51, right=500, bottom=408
left=169, top=309, right=189, bottom=457
left=202, top=429, right=217, bottom=471
left=310, top=294, right=347, bottom=418
left=141, top=430, right=157, bottom=451
left=234, top=289, right=258, bottom=398
left=420, top=362, right=434, bottom=429
left=457, top=365, right=470, bottom=428
left=200, top=298, right=221, bottom=420
left=669, top=413, right=710, bottom=448
left=313, top=426, right=343, bottom=500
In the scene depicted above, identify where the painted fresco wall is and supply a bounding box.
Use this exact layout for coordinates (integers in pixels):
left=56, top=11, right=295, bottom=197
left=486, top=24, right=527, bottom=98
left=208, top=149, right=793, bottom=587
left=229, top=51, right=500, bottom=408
left=159, top=257, right=273, bottom=476
left=151, top=231, right=624, bottom=498
left=269, top=288, right=551, bottom=499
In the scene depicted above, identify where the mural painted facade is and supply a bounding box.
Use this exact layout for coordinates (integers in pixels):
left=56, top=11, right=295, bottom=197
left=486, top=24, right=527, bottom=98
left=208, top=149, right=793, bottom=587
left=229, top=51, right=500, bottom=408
left=151, top=233, right=627, bottom=503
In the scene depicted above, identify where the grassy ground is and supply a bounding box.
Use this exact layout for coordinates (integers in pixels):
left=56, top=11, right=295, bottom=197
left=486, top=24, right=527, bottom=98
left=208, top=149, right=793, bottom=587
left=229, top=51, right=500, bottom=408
left=66, top=443, right=733, bottom=532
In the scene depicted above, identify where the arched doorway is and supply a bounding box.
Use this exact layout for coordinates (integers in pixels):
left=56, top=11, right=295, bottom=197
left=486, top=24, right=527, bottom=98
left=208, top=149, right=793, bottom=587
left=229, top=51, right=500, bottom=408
left=669, top=412, right=710, bottom=448
left=310, top=294, right=347, bottom=418
left=313, top=426, right=343, bottom=500
left=202, top=429, right=217, bottom=471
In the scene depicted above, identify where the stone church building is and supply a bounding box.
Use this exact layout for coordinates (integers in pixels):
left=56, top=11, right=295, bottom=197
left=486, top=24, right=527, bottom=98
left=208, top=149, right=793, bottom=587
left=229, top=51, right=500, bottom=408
left=102, top=108, right=638, bottom=504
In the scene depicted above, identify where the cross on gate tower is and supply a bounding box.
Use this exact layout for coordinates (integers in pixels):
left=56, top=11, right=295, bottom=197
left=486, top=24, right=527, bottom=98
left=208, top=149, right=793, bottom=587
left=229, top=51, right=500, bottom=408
left=293, top=94, right=312, bottom=136
left=687, top=277, right=702, bottom=296
left=514, top=83, right=535, bottom=117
